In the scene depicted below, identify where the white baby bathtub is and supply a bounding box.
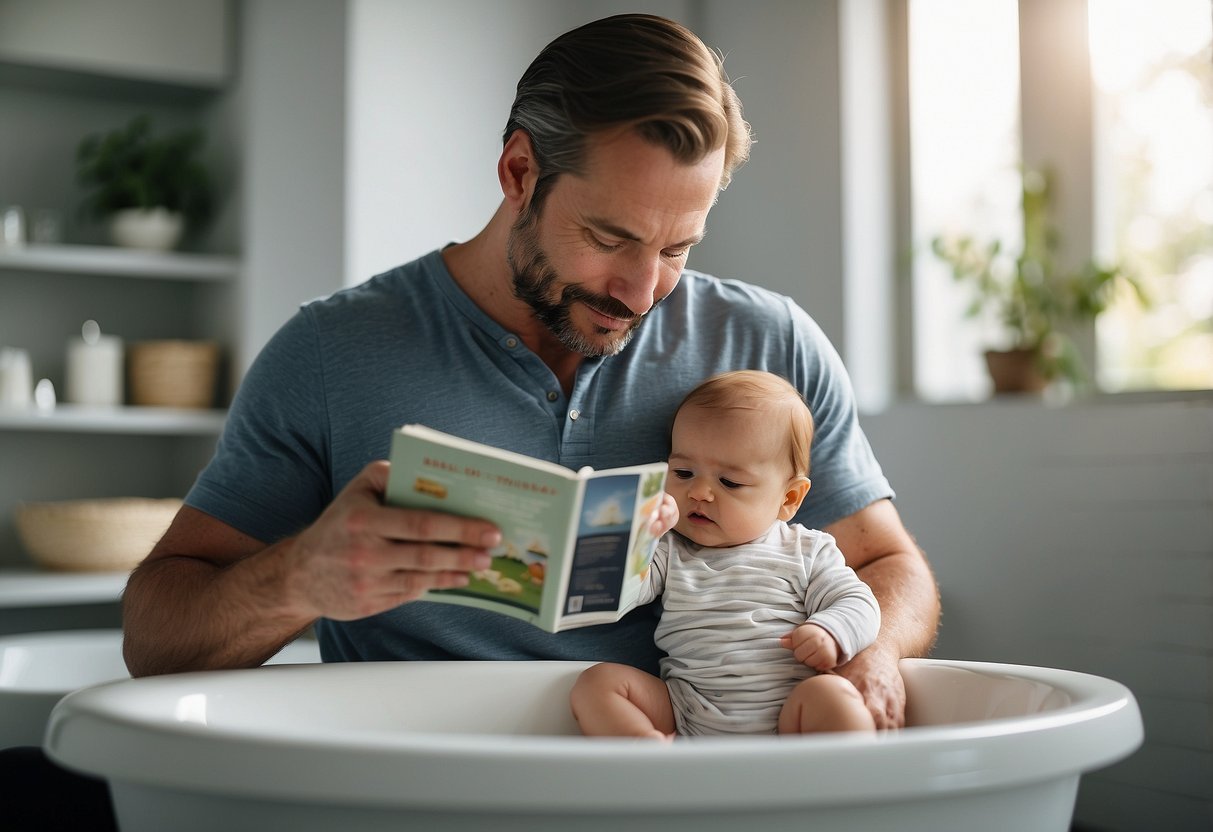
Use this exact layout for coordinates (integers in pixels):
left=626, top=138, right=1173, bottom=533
left=46, top=658, right=1141, bottom=832
left=0, top=629, right=319, bottom=749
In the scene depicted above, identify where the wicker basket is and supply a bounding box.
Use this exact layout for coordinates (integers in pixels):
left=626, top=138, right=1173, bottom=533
left=14, top=498, right=183, bottom=572
left=128, top=340, right=220, bottom=408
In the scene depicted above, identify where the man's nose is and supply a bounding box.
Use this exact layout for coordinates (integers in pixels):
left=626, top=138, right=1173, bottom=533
left=608, top=252, right=664, bottom=316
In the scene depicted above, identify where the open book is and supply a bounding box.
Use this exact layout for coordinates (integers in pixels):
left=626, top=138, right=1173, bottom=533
left=385, top=424, right=668, bottom=633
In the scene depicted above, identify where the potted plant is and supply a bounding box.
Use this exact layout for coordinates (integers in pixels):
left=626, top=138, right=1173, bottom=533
left=76, top=116, right=213, bottom=251
left=930, top=167, right=1147, bottom=393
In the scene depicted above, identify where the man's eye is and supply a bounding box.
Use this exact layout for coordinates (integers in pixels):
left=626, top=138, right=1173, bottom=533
left=720, top=478, right=742, bottom=489
left=672, top=469, right=693, bottom=480
left=662, top=248, right=689, bottom=259
left=589, top=234, right=623, bottom=252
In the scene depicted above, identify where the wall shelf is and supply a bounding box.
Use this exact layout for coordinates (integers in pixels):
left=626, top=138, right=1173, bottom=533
left=0, top=568, right=126, bottom=608
left=0, top=404, right=226, bottom=435
left=0, top=243, right=239, bottom=282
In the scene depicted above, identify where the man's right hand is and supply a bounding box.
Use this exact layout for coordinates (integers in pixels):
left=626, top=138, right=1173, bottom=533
left=123, top=459, right=500, bottom=676
left=285, top=460, right=500, bottom=621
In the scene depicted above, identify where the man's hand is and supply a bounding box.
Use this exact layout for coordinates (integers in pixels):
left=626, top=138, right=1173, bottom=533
left=123, top=460, right=503, bottom=677
left=779, top=623, right=840, bottom=671
left=284, top=460, right=501, bottom=621
left=833, top=645, right=907, bottom=730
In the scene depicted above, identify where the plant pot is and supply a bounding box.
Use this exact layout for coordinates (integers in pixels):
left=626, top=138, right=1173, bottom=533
left=109, top=208, right=184, bottom=251
left=984, top=349, right=1049, bottom=394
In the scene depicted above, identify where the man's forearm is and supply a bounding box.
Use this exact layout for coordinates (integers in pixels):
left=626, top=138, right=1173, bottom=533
left=855, top=548, right=940, bottom=660
left=122, top=543, right=312, bottom=677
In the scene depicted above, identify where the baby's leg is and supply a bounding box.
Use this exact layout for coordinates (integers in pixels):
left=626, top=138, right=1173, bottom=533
left=777, top=673, right=876, bottom=735
left=570, top=662, right=676, bottom=739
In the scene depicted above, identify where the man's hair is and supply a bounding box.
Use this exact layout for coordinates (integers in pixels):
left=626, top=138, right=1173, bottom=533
left=677, top=370, right=814, bottom=477
left=504, top=14, right=752, bottom=213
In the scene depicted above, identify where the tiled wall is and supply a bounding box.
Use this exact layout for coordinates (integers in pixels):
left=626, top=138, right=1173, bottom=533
left=863, top=398, right=1213, bottom=832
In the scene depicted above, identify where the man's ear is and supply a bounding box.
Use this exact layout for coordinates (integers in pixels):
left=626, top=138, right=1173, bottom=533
left=499, top=130, right=539, bottom=210
left=778, top=477, right=811, bottom=522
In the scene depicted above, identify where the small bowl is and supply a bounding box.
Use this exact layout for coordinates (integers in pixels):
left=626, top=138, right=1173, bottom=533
left=15, top=498, right=182, bottom=572
left=128, top=340, right=220, bottom=409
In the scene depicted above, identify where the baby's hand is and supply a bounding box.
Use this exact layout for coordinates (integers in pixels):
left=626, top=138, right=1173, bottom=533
left=648, top=492, right=679, bottom=538
left=779, top=623, right=840, bottom=671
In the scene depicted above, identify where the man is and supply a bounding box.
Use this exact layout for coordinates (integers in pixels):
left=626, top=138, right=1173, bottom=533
left=124, top=13, right=938, bottom=730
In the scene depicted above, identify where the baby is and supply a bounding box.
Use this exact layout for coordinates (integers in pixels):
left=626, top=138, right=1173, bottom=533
left=570, top=370, right=880, bottom=737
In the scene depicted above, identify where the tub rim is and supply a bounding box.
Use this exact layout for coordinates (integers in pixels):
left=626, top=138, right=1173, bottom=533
left=45, top=657, right=1143, bottom=812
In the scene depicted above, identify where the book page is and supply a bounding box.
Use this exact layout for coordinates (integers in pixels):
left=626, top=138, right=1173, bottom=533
left=563, top=467, right=666, bottom=619
left=386, top=430, right=579, bottom=622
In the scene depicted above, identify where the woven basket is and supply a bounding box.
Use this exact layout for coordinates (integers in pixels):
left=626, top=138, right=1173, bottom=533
left=128, top=340, right=219, bottom=408
left=14, top=498, right=183, bottom=572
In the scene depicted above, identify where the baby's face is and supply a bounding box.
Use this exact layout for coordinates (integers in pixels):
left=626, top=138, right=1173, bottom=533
left=666, top=404, right=804, bottom=548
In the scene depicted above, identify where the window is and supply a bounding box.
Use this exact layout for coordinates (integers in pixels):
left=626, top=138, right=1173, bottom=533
left=908, top=0, right=1022, bottom=402
left=1090, top=0, right=1213, bottom=391
left=907, top=0, right=1213, bottom=399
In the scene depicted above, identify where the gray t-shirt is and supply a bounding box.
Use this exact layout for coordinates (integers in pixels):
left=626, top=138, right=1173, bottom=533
left=186, top=249, right=893, bottom=674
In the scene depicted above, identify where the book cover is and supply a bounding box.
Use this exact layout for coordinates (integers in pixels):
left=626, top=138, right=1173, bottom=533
left=385, top=424, right=667, bottom=632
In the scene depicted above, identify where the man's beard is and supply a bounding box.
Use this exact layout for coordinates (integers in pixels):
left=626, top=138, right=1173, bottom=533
left=506, top=208, right=651, bottom=358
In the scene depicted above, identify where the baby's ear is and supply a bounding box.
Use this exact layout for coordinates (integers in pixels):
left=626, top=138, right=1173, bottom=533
left=778, top=477, right=811, bottom=521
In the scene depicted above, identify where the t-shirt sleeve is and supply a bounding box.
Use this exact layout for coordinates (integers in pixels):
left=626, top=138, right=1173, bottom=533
left=185, top=306, right=334, bottom=544
left=783, top=299, right=895, bottom=529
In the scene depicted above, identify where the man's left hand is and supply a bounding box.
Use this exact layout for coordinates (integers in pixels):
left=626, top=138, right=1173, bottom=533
left=834, top=645, right=906, bottom=730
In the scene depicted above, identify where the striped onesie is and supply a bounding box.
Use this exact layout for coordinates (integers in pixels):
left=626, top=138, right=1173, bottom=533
left=638, top=521, right=880, bottom=736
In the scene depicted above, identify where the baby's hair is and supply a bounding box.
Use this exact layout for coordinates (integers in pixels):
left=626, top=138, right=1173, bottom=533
left=677, top=370, right=814, bottom=477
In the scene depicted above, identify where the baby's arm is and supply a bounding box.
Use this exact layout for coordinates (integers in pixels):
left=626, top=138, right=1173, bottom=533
left=635, top=533, right=671, bottom=606
left=798, top=531, right=882, bottom=664
left=780, top=623, right=842, bottom=671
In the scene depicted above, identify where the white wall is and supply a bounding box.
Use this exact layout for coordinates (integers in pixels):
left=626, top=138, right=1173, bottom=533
left=345, top=0, right=534, bottom=281
left=694, top=1, right=846, bottom=347
left=238, top=0, right=348, bottom=375
left=345, top=0, right=695, bottom=285
left=839, top=0, right=896, bottom=412
left=863, top=398, right=1213, bottom=831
